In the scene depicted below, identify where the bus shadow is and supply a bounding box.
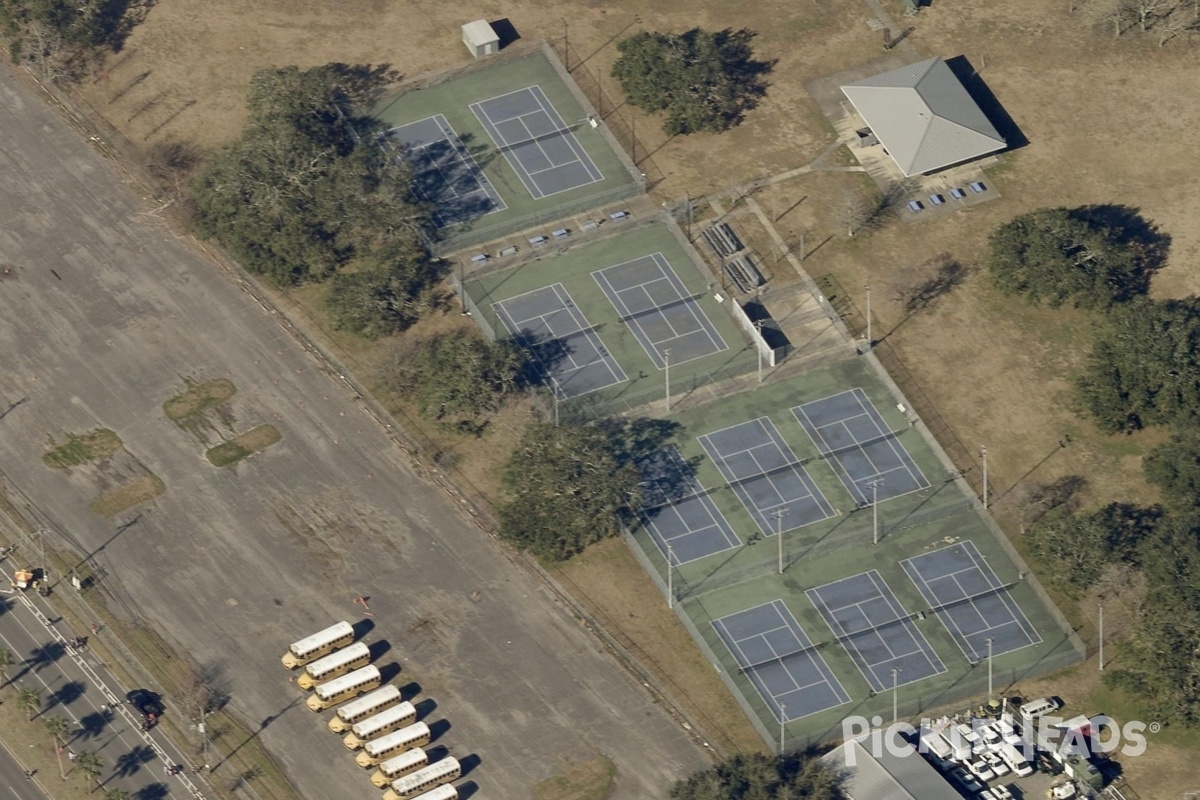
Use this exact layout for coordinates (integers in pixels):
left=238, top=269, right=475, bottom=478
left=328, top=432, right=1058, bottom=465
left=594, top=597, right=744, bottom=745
left=352, top=619, right=376, bottom=639
left=379, top=663, right=403, bottom=684
left=459, top=753, right=482, bottom=777
left=400, top=681, right=422, bottom=701
left=367, top=640, right=393, bottom=660
left=427, top=719, right=452, bottom=741
left=414, top=698, right=437, bottom=719
left=457, top=780, right=480, bottom=798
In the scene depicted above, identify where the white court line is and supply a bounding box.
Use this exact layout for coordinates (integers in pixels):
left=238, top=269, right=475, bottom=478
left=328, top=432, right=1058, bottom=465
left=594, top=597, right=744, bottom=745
left=868, top=571, right=947, bottom=676
left=550, top=284, right=626, bottom=385
left=849, top=388, right=928, bottom=489
left=469, top=97, right=542, bottom=199
left=961, top=543, right=1043, bottom=648
left=652, top=253, right=727, bottom=355
left=529, top=85, right=604, bottom=182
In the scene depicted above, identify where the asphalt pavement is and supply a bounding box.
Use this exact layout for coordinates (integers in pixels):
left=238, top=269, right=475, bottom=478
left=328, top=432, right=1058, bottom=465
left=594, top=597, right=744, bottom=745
left=0, top=576, right=198, bottom=799
left=0, top=734, right=50, bottom=800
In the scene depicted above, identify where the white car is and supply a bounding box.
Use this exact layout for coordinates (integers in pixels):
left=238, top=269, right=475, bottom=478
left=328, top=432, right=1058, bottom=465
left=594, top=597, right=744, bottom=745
left=1011, top=760, right=1035, bottom=778
left=952, top=767, right=983, bottom=793
left=990, top=758, right=1010, bottom=777
left=968, top=760, right=995, bottom=781
left=981, top=725, right=1002, bottom=743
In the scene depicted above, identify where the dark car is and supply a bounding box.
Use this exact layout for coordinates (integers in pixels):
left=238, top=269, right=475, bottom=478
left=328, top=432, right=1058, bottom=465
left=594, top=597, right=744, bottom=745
left=125, top=689, right=165, bottom=725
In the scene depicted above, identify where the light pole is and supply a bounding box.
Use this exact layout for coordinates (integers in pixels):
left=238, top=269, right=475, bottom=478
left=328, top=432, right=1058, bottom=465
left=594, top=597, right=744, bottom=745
left=865, top=284, right=872, bottom=348
left=667, top=542, right=675, bottom=609
left=1098, top=602, right=1104, bottom=672
left=987, top=637, right=994, bottom=699
left=892, top=668, right=901, bottom=723
left=200, top=707, right=210, bottom=771
left=779, top=703, right=787, bottom=755
left=869, top=478, right=884, bottom=545
left=756, top=320, right=764, bottom=384
left=563, top=20, right=569, bottom=71
left=664, top=348, right=672, bottom=411
left=550, top=376, right=561, bottom=427
left=981, top=445, right=989, bottom=509
left=775, top=507, right=789, bottom=574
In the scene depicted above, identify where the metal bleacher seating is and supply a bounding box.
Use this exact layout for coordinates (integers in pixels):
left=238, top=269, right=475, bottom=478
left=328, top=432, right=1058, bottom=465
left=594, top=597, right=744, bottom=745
left=723, top=255, right=764, bottom=294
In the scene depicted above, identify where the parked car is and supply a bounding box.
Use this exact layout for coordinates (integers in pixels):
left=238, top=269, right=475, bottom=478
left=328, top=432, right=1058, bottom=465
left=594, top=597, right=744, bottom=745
left=125, top=689, right=165, bottom=727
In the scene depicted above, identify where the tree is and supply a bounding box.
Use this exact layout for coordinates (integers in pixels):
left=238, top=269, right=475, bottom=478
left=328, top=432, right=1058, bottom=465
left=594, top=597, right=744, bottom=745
left=191, top=63, right=430, bottom=286
left=611, top=28, right=773, bottom=135
left=497, top=418, right=679, bottom=560
left=44, top=715, right=70, bottom=779
left=325, top=242, right=444, bottom=339
left=670, top=752, right=843, bottom=800
left=75, top=750, right=102, bottom=792
left=381, top=330, right=529, bottom=432
left=1024, top=502, right=1159, bottom=596
left=1145, top=426, right=1200, bottom=509
left=987, top=206, right=1167, bottom=309
left=0, top=646, right=13, bottom=685
left=1076, top=297, right=1200, bottom=432
left=17, top=686, right=41, bottom=720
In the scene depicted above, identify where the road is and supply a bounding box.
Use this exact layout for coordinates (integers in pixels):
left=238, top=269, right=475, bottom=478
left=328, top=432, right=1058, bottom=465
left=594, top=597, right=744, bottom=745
left=0, top=580, right=198, bottom=799
left=0, top=730, right=50, bottom=800
left=0, top=64, right=708, bottom=799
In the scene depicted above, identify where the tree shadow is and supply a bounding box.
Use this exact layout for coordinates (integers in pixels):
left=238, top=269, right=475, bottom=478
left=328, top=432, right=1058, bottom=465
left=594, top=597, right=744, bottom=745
left=1068, top=204, right=1172, bottom=300
left=92, top=0, right=158, bottom=53
left=72, top=711, right=110, bottom=743
left=106, top=744, right=156, bottom=783
left=134, top=783, right=169, bottom=800
left=944, top=55, right=1028, bottom=150
left=880, top=254, right=975, bottom=344
left=26, top=641, right=66, bottom=673
left=46, top=680, right=87, bottom=712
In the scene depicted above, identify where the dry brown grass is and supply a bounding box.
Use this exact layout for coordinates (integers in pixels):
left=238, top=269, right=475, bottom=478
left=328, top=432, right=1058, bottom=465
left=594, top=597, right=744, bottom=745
left=533, top=754, right=616, bottom=800
left=163, top=377, right=237, bottom=421
left=89, top=474, right=166, bottom=517
left=205, top=423, right=283, bottom=466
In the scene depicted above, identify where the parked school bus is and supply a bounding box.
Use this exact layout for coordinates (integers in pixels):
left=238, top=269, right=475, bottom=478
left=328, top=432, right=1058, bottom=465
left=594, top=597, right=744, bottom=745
left=306, top=665, right=381, bottom=712
left=382, top=757, right=460, bottom=800
left=296, top=642, right=372, bottom=690
left=281, top=621, right=355, bottom=669
left=370, top=748, right=429, bottom=789
left=344, top=701, right=417, bottom=750
left=329, top=685, right=403, bottom=734
left=355, top=722, right=431, bottom=768
left=405, top=785, right=457, bottom=800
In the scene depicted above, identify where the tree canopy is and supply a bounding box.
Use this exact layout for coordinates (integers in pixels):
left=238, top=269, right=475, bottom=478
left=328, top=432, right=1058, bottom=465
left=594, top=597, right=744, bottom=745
left=987, top=205, right=1167, bottom=309
left=1076, top=296, right=1200, bottom=432
left=191, top=64, right=430, bottom=286
left=1024, top=502, right=1159, bottom=596
left=498, top=418, right=679, bottom=560
left=0, top=0, right=147, bottom=76
left=326, top=241, right=443, bottom=339
left=670, top=753, right=843, bottom=800
left=611, top=28, right=772, bottom=135
left=1145, top=425, right=1200, bottom=509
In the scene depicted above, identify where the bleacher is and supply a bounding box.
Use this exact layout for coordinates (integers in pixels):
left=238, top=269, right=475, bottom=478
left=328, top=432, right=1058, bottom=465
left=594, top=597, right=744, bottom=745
left=724, top=255, right=764, bottom=294
left=702, top=222, right=744, bottom=260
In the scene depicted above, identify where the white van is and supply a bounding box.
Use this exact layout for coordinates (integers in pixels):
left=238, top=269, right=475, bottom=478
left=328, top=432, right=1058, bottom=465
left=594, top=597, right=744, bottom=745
left=1019, top=697, right=1061, bottom=724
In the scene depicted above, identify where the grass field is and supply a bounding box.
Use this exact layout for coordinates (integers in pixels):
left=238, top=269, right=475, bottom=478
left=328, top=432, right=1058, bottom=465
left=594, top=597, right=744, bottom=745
left=373, top=47, right=639, bottom=249
left=163, top=377, right=237, bottom=422
left=205, top=424, right=282, bottom=466
left=620, top=354, right=1079, bottom=748
left=42, top=429, right=123, bottom=468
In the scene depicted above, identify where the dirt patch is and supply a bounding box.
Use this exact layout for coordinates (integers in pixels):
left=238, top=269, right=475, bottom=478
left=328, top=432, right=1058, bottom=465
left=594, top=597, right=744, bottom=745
left=42, top=428, right=123, bottom=468
left=534, top=754, right=616, bottom=800
left=163, top=377, right=237, bottom=422
left=205, top=424, right=282, bottom=467
left=89, top=474, right=166, bottom=517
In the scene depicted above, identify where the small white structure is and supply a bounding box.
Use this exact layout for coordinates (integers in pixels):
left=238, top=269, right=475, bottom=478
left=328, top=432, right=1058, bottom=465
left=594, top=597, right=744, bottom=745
left=462, top=20, right=500, bottom=59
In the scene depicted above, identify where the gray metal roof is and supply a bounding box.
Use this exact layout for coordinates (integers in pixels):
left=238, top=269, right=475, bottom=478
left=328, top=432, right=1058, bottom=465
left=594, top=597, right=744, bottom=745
left=841, top=57, right=1005, bottom=176
left=821, top=734, right=962, bottom=800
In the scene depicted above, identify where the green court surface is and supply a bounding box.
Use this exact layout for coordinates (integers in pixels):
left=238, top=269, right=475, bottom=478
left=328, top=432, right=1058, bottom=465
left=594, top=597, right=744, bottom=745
left=463, top=222, right=758, bottom=415
left=624, top=357, right=1082, bottom=748
left=373, top=48, right=640, bottom=251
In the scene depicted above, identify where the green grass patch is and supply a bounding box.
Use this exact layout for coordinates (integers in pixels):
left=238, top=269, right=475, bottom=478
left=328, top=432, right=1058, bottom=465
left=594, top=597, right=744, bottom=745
left=42, top=428, right=123, bottom=468
left=206, top=424, right=282, bottom=467
left=89, top=474, right=166, bottom=517
left=534, top=755, right=616, bottom=800
left=164, top=377, right=237, bottom=422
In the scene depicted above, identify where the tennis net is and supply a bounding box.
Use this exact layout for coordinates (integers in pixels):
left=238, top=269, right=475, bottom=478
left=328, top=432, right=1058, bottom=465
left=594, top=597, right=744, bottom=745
left=809, top=428, right=903, bottom=462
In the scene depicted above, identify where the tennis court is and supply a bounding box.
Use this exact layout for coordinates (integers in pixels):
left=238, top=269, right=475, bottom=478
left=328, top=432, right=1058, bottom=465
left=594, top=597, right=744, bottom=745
left=493, top=284, right=626, bottom=399
left=902, top=541, right=1042, bottom=662
left=792, top=388, right=930, bottom=506
left=697, top=418, right=834, bottom=537
left=637, top=446, right=741, bottom=565
left=713, top=600, right=850, bottom=722
left=388, top=114, right=506, bottom=228
left=592, top=253, right=729, bottom=368
left=806, top=570, right=946, bottom=692
left=469, top=85, right=604, bottom=199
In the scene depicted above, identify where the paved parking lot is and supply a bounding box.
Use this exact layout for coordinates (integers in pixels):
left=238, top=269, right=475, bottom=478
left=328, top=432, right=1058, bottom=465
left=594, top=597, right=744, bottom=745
left=0, top=68, right=707, bottom=799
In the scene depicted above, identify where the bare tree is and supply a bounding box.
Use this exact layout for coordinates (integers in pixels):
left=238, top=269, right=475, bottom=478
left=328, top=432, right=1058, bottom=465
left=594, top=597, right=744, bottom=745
left=1088, top=0, right=1135, bottom=37
left=1158, top=6, right=1200, bottom=43
left=837, top=188, right=872, bottom=237
left=1132, top=0, right=1170, bottom=30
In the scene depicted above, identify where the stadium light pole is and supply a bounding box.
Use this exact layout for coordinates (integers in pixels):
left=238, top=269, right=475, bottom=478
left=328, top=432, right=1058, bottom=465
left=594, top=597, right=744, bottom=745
left=981, top=445, right=989, bottom=509
left=869, top=478, right=884, bottom=545
left=664, top=348, right=672, bottom=411
left=563, top=20, right=569, bottom=71
left=756, top=320, right=764, bottom=384
left=987, top=637, right=994, bottom=699
left=865, top=284, right=872, bottom=348
left=550, top=376, right=561, bottom=427
left=667, top=542, right=675, bottom=609
left=1098, top=602, right=1105, bottom=672
left=892, top=668, right=900, bottom=724
left=775, top=507, right=789, bottom=574
left=780, top=704, right=787, bottom=755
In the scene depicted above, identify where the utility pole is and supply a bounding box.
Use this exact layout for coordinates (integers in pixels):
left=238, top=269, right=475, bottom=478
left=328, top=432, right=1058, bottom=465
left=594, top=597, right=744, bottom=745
left=869, top=478, right=884, bottom=545
left=775, top=507, right=790, bottom=574
left=799, top=232, right=805, bottom=262
left=865, top=284, right=873, bottom=348
left=563, top=20, right=569, bottom=71
left=892, top=668, right=901, bottom=723
left=1098, top=602, right=1104, bottom=672
left=685, top=191, right=693, bottom=241
left=664, top=348, right=672, bottom=411
left=780, top=704, right=787, bottom=755
left=667, top=542, right=675, bottom=609
left=756, top=320, right=764, bottom=384
left=981, top=445, right=989, bottom=509
left=199, top=706, right=210, bottom=771
left=550, top=377, right=561, bottom=427
left=987, top=637, right=994, bottom=699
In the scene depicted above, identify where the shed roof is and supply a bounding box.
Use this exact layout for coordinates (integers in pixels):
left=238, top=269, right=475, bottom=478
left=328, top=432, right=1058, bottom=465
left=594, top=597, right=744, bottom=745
left=821, top=733, right=962, bottom=800
left=462, top=19, right=499, bottom=46
left=841, top=57, right=1005, bottom=176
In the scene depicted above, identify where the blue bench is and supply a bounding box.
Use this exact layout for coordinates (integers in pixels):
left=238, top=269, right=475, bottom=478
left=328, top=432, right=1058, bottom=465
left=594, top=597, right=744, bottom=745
left=529, top=235, right=547, bottom=246
left=470, top=253, right=488, bottom=264
left=907, top=200, right=925, bottom=213
left=949, top=187, right=966, bottom=200
left=552, top=228, right=569, bottom=238
left=969, top=181, right=987, bottom=194
left=929, top=194, right=945, bottom=206
left=610, top=210, right=630, bottom=221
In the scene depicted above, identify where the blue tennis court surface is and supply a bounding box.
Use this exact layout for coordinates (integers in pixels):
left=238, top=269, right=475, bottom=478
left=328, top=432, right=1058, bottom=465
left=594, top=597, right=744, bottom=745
left=697, top=417, right=834, bottom=536
left=713, top=601, right=850, bottom=722
left=469, top=85, right=604, bottom=199
left=592, top=253, right=729, bottom=368
left=493, top=284, right=627, bottom=399
left=806, top=571, right=946, bottom=692
left=637, top=445, right=740, bottom=565
left=388, top=115, right=505, bottom=228
left=792, top=388, right=929, bottom=506
left=902, top=541, right=1041, bottom=662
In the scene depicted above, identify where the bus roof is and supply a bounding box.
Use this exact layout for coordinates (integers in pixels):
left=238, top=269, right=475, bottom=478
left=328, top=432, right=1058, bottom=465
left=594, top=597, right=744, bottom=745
left=313, top=665, right=380, bottom=699
left=304, top=641, right=370, bottom=673
left=378, top=747, right=428, bottom=774
left=352, top=701, right=416, bottom=736
left=408, top=785, right=458, bottom=800
left=364, top=721, right=430, bottom=756
left=288, top=621, right=353, bottom=655
left=389, top=757, right=460, bottom=792
left=336, top=685, right=401, bottom=719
